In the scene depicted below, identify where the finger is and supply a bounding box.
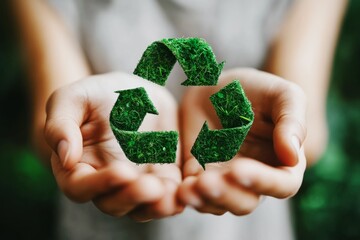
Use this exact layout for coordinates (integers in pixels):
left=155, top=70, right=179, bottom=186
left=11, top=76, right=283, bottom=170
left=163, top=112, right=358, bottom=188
left=93, top=174, right=165, bottom=217
left=271, top=82, right=307, bottom=166
left=195, top=171, right=260, bottom=216
left=51, top=153, right=138, bottom=202
left=178, top=176, right=204, bottom=208
left=145, top=164, right=182, bottom=184
left=239, top=136, right=279, bottom=166
left=195, top=205, right=228, bottom=216
left=180, top=84, right=225, bottom=176
left=228, top=152, right=306, bottom=199
left=45, top=87, right=87, bottom=169
left=179, top=176, right=227, bottom=215
left=220, top=69, right=307, bottom=166
left=139, top=89, right=182, bottom=167
left=182, top=157, right=204, bottom=178
left=128, top=179, right=184, bottom=221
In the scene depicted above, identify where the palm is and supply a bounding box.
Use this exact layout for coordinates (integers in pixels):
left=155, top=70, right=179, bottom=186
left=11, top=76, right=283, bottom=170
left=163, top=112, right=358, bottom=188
left=78, top=73, right=181, bottom=172
left=178, top=69, right=306, bottom=216
left=198, top=104, right=278, bottom=172
left=47, top=72, right=183, bottom=220
left=80, top=94, right=180, bottom=175
left=79, top=90, right=127, bottom=168
left=237, top=100, right=279, bottom=166
left=181, top=68, right=302, bottom=175
left=181, top=90, right=275, bottom=174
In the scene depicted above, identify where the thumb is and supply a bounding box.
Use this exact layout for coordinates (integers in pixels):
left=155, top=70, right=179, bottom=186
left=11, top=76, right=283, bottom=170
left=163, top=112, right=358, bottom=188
left=272, top=83, right=307, bottom=166
left=44, top=88, right=85, bottom=169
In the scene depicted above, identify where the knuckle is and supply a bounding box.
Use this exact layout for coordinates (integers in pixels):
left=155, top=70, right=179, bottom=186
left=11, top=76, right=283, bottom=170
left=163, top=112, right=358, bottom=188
left=277, top=79, right=301, bottom=96
left=231, top=197, right=259, bottom=216
left=285, top=81, right=307, bottom=104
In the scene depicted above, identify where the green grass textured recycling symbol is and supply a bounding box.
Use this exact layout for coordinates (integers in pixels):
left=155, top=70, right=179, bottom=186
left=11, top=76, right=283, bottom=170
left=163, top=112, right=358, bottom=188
left=110, top=38, right=254, bottom=169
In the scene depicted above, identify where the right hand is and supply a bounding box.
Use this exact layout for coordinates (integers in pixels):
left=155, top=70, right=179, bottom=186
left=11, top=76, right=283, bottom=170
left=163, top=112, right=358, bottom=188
left=44, top=72, right=184, bottom=222
left=178, top=68, right=307, bottom=216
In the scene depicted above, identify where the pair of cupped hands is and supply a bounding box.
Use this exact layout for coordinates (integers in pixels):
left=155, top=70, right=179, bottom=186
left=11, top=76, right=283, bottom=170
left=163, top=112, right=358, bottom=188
left=45, top=68, right=306, bottom=222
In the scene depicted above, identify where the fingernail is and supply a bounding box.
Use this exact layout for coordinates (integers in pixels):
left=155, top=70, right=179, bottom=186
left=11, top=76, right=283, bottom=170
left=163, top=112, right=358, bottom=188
left=291, top=136, right=300, bottom=154
left=57, top=140, right=70, bottom=167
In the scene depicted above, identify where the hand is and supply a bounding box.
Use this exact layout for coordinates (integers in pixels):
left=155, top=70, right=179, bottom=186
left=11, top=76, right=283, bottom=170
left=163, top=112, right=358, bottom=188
left=45, top=72, right=184, bottom=221
left=178, top=68, right=307, bottom=215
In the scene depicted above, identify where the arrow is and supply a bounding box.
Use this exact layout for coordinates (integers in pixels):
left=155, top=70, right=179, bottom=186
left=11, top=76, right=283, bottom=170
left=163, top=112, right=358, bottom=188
left=133, top=38, right=224, bottom=86
left=191, top=80, right=254, bottom=169
left=110, top=87, right=158, bottom=131
left=110, top=87, right=178, bottom=164
left=111, top=125, right=178, bottom=164
left=110, top=38, right=253, bottom=167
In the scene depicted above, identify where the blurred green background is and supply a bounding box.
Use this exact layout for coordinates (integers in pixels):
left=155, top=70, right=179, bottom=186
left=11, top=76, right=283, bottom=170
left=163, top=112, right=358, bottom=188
left=0, top=1, right=57, bottom=239
left=293, top=1, right=360, bottom=239
left=0, top=1, right=359, bottom=239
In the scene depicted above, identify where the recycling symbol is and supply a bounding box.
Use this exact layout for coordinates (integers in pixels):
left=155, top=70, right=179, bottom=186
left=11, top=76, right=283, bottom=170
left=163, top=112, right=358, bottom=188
left=110, top=38, right=254, bottom=169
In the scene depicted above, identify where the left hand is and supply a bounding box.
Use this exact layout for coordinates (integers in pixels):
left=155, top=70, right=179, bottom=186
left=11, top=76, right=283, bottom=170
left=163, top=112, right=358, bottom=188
left=178, top=68, right=307, bottom=216
left=44, top=72, right=184, bottom=221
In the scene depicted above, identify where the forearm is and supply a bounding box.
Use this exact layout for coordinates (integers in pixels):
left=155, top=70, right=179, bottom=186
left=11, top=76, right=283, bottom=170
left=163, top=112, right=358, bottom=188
left=265, top=0, right=348, bottom=165
left=13, top=0, right=90, bottom=162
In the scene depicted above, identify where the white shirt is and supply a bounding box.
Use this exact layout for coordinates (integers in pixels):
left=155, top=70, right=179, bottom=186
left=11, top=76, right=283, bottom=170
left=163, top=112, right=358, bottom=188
left=49, top=0, right=295, bottom=239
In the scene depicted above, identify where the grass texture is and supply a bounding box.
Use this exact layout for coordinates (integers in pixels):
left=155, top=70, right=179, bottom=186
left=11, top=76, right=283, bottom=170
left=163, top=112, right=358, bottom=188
left=110, top=38, right=253, bottom=166
left=110, top=87, right=178, bottom=164
left=134, top=38, right=224, bottom=86
left=110, top=87, right=158, bottom=131
left=191, top=80, right=254, bottom=169
left=110, top=127, right=178, bottom=164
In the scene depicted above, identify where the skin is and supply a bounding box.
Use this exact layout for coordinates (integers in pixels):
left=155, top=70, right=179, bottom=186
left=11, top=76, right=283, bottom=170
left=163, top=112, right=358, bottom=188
left=12, top=0, right=90, bottom=163
left=178, top=68, right=307, bottom=214
left=265, top=0, right=348, bottom=165
left=178, top=0, right=348, bottom=214
left=13, top=0, right=347, bottom=219
left=45, top=73, right=184, bottom=221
